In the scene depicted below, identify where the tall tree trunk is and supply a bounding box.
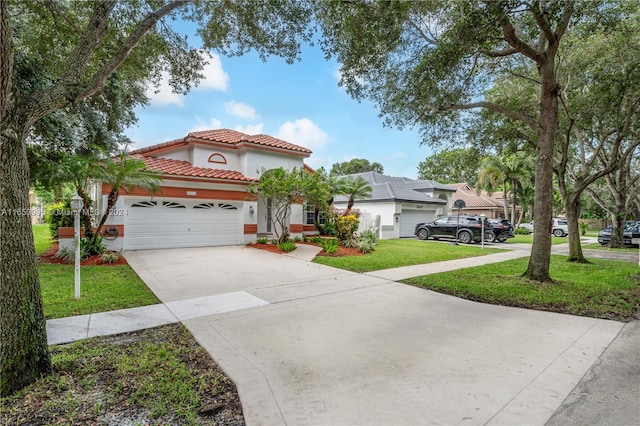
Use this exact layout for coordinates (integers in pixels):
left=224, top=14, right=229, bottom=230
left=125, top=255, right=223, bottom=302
left=0, top=127, right=52, bottom=396
left=564, top=194, right=588, bottom=263
left=0, top=1, right=51, bottom=396
left=524, top=58, right=558, bottom=282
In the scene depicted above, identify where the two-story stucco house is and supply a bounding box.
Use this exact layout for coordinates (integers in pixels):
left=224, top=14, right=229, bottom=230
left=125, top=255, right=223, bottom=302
left=90, top=129, right=315, bottom=251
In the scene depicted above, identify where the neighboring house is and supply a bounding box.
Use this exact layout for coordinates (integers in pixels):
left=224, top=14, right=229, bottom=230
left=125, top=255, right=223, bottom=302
left=86, top=129, right=315, bottom=251
left=448, top=182, right=522, bottom=220
left=333, top=172, right=454, bottom=239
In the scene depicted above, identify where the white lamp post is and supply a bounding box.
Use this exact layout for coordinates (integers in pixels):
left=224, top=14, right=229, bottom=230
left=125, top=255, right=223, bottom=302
left=480, top=214, right=487, bottom=250
left=70, top=193, right=83, bottom=299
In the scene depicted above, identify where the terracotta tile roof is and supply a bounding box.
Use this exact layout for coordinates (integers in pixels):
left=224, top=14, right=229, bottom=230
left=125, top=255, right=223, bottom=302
left=132, top=155, right=257, bottom=182
left=450, top=183, right=505, bottom=208
left=129, top=129, right=312, bottom=156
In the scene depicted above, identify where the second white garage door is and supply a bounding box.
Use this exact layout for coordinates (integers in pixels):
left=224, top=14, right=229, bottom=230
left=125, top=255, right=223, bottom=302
left=399, top=210, right=435, bottom=238
left=124, top=198, right=242, bottom=250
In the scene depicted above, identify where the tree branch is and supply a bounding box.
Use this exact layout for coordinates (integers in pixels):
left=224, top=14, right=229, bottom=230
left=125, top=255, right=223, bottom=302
left=500, top=14, right=544, bottom=63
left=555, top=1, right=575, bottom=41
left=27, top=0, right=190, bottom=124
left=432, top=101, right=538, bottom=132
left=0, top=0, right=12, bottom=120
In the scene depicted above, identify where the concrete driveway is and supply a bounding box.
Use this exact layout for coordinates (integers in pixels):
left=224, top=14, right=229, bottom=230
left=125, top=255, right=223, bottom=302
left=125, top=246, right=623, bottom=426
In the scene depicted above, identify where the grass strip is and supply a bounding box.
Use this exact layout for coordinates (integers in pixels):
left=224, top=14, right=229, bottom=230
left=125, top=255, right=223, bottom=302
left=313, top=239, right=505, bottom=272
left=0, top=324, right=243, bottom=425
left=403, top=255, right=640, bottom=321
left=40, top=264, right=160, bottom=319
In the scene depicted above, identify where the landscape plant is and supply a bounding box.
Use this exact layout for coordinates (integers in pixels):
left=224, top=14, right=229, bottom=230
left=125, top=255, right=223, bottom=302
left=277, top=241, right=297, bottom=253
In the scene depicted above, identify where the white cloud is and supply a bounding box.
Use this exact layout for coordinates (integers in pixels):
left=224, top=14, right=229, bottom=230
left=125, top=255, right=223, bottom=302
left=190, top=117, right=222, bottom=133
left=225, top=100, right=259, bottom=120
left=145, top=72, right=184, bottom=107
left=234, top=123, right=264, bottom=134
left=195, top=54, right=229, bottom=92
left=277, top=118, right=328, bottom=150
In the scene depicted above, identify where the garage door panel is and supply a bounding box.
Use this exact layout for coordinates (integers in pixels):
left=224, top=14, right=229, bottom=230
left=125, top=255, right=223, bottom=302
left=400, top=210, right=435, bottom=238
left=125, top=198, right=242, bottom=250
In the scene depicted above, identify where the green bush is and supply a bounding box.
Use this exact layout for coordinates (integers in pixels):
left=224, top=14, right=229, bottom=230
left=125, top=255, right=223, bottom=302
left=45, top=201, right=74, bottom=239
left=356, top=229, right=378, bottom=253
left=82, top=235, right=106, bottom=257
left=335, top=214, right=359, bottom=241
left=277, top=241, right=297, bottom=252
left=100, top=251, right=123, bottom=263
left=320, top=238, right=339, bottom=254
left=54, top=246, right=87, bottom=263
left=308, top=236, right=324, bottom=245
left=515, top=227, right=530, bottom=235
left=316, top=221, right=336, bottom=237
left=256, top=237, right=270, bottom=244
left=578, top=221, right=589, bottom=236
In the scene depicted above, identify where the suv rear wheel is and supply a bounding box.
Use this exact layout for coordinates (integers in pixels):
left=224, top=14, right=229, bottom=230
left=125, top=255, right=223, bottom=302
left=553, top=229, right=565, bottom=237
left=417, top=228, right=429, bottom=240
left=485, top=231, right=496, bottom=243
left=457, top=230, right=473, bottom=244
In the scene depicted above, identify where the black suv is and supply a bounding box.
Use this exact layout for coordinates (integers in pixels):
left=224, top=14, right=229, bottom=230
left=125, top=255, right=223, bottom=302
left=415, top=215, right=493, bottom=244
left=486, top=218, right=515, bottom=243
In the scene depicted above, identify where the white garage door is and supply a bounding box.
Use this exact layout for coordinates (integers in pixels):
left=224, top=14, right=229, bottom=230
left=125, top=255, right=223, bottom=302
left=124, top=198, right=242, bottom=250
left=399, top=210, right=435, bottom=238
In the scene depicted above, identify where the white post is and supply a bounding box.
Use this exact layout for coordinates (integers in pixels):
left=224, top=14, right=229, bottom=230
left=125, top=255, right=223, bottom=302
left=480, top=214, right=487, bottom=250
left=71, top=194, right=83, bottom=299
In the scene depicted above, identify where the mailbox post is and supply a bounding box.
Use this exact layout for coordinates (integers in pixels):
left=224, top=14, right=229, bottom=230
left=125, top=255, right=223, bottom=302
left=70, top=193, right=83, bottom=299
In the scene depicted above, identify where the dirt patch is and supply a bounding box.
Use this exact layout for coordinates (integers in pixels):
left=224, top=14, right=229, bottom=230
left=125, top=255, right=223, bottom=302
left=248, top=242, right=286, bottom=254
left=39, top=242, right=128, bottom=266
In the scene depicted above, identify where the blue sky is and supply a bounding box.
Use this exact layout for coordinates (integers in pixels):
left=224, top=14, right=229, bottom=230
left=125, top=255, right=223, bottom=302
left=125, top=40, right=435, bottom=179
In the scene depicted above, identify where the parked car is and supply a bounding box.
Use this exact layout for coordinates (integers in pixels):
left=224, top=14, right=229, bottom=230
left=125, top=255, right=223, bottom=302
left=517, top=218, right=568, bottom=236
left=415, top=215, right=493, bottom=244
left=598, top=221, right=640, bottom=247
left=485, top=219, right=515, bottom=242
left=519, top=221, right=534, bottom=233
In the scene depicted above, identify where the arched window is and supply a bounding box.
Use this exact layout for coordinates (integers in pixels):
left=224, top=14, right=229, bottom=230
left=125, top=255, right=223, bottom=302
left=208, top=153, right=227, bottom=164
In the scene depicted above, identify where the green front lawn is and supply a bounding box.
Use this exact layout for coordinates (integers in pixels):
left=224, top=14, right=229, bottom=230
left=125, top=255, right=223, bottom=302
left=40, top=263, right=160, bottom=319
left=32, top=224, right=159, bottom=319
left=313, top=239, right=505, bottom=272
left=507, top=234, right=572, bottom=245
left=583, top=243, right=639, bottom=252
left=33, top=223, right=53, bottom=255
left=403, top=255, right=640, bottom=321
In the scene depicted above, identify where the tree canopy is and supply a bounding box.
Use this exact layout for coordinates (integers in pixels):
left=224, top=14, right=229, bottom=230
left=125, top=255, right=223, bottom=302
left=316, top=0, right=596, bottom=282
left=417, top=147, right=482, bottom=187
left=330, top=158, right=384, bottom=176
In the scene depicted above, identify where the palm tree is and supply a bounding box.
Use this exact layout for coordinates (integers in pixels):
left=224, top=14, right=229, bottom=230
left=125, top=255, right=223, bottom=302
left=341, top=176, right=372, bottom=213
left=92, top=153, right=161, bottom=245
left=33, top=154, right=101, bottom=238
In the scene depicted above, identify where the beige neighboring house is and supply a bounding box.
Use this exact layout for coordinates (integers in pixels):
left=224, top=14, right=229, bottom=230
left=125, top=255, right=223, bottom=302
left=448, top=183, right=522, bottom=220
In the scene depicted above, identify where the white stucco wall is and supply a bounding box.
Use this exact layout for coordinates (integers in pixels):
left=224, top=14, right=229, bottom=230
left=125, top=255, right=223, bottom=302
left=244, top=150, right=305, bottom=178
left=156, top=147, right=190, bottom=162
left=190, top=144, right=240, bottom=170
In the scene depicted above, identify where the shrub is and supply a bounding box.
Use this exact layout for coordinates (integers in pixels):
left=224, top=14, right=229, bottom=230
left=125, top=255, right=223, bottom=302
left=277, top=241, right=297, bottom=252
left=308, top=236, right=323, bottom=245
left=316, top=221, right=336, bottom=237
left=579, top=221, right=589, bottom=236
left=335, top=214, right=359, bottom=241
left=45, top=201, right=74, bottom=239
left=320, top=238, right=339, bottom=254
left=356, top=229, right=378, bottom=254
left=515, top=227, right=530, bottom=235
left=256, top=237, right=270, bottom=244
left=82, top=235, right=106, bottom=257
left=293, top=236, right=303, bottom=242
left=100, top=251, right=123, bottom=263
left=54, top=246, right=87, bottom=263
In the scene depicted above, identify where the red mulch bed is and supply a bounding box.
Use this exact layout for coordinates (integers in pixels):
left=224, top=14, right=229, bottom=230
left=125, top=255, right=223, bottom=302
left=39, top=242, right=128, bottom=266
left=248, top=242, right=362, bottom=257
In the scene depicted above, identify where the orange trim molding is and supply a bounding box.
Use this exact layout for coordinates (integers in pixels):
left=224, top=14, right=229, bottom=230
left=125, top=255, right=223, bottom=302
left=103, top=184, right=255, bottom=201
left=244, top=224, right=258, bottom=234
left=58, top=227, right=85, bottom=238
left=303, top=225, right=317, bottom=232
left=290, top=224, right=304, bottom=233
